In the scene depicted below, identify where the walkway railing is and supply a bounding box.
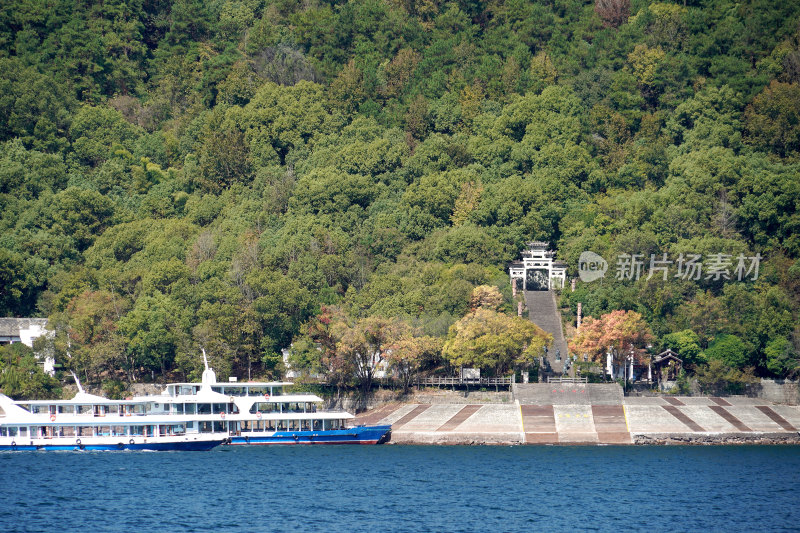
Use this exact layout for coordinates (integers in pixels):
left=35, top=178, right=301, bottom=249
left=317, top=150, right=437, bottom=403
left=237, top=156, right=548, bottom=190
left=417, top=376, right=514, bottom=387
left=547, top=376, right=588, bottom=384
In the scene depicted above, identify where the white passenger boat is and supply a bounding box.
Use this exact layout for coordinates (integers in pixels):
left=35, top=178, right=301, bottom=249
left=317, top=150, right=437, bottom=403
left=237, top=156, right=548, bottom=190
left=0, top=354, right=390, bottom=450
left=147, top=353, right=391, bottom=445
left=0, top=378, right=227, bottom=451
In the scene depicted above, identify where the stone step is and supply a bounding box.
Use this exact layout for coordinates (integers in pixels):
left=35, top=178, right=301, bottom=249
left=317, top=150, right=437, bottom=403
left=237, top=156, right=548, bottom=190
left=513, top=383, right=624, bottom=405
left=524, top=290, right=568, bottom=373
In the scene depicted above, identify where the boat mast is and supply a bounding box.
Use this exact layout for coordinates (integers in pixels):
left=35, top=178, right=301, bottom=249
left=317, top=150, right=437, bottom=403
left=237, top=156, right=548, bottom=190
left=71, top=371, right=86, bottom=394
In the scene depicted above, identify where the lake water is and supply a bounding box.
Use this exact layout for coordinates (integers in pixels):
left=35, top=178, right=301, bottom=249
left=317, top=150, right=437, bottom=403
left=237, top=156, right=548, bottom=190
left=1, top=445, right=798, bottom=532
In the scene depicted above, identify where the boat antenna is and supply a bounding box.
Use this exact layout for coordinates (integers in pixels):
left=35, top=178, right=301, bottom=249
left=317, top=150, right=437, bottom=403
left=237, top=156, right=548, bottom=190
left=71, top=371, right=86, bottom=394
left=200, top=347, right=216, bottom=386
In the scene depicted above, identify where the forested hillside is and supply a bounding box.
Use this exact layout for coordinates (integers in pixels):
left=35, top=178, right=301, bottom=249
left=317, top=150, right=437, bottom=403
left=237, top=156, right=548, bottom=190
left=1, top=0, right=799, bottom=396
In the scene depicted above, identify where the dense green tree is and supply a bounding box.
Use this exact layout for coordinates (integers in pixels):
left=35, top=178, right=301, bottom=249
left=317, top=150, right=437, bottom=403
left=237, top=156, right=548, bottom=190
left=704, top=334, right=748, bottom=369
left=0, top=343, right=61, bottom=400
left=661, top=329, right=704, bottom=368
left=0, top=0, right=799, bottom=392
left=745, top=81, right=800, bottom=157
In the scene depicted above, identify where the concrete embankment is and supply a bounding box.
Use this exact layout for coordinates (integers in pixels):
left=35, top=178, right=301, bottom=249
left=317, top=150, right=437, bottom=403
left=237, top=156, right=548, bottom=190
left=355, top=384, right=800, bottom=445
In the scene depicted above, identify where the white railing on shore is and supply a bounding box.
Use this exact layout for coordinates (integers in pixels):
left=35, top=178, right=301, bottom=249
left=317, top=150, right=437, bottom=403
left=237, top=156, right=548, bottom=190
left=547, top=376, right=588, bottom=384
left=416, top=376, right=514, bottom=387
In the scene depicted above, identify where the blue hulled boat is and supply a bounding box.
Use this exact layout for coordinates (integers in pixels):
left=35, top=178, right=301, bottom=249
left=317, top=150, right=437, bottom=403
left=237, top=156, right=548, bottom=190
left=228, top=425, right=392, bottom=446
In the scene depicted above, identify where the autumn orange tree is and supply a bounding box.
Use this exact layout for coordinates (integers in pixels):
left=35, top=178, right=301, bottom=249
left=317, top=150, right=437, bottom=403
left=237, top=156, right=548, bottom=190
left=443, top=286, right=551, bottom=377
left=386, top=334, right=443, bottom=394
left=297, top=306, right=416, bottom=397
left=292, top=305, right=355, bottom=399
left=569, top=310, right=653, bottom=370
left=338, top=315, right=408, bottom=397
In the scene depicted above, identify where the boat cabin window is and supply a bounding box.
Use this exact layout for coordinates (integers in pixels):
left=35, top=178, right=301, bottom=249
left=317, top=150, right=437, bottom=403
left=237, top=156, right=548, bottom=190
left=208, top=403, right=237, bottom=414
left=123, top=404, right=145, bottom=416
left=286, top=403, right=309, bottom=413
left=172, top=404, right=184, bottom=415
left=184, top=403, right=196, bottom=414
left=198, top=403, right=211, bottom=415
left=57, top=405, right=75, bottom=414
left=249, top=402, right=278, bottom=413
left=214, top=386, right=247, bottom=396
left=146, top=403, right=168, bottom=414
left=94, top=425, right=127, bottom=436
left=158, top=424, right=186, bottom=436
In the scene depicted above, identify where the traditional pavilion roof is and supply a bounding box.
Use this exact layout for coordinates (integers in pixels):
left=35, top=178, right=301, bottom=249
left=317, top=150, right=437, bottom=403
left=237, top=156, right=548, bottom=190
left=653, top=349, right=682, bottom=365
left=526, top=241, right=550, bottom=249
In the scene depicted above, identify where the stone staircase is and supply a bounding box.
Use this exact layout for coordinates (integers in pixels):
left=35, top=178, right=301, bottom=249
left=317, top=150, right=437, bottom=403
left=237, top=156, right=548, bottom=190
left=512, top=383, right=624, bottom=406
left=525, top=290, right=569, bottom=374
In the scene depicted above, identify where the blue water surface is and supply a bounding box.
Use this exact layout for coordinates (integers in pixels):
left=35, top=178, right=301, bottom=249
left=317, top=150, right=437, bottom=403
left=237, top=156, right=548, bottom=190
left=1, top=445, right=798, bottom=532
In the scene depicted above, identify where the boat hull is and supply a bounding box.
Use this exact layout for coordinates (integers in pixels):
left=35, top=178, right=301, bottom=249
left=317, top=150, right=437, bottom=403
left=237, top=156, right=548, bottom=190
left=0, top=438, right=226, bottom=452
left=228, top=425, right=391, bottom=445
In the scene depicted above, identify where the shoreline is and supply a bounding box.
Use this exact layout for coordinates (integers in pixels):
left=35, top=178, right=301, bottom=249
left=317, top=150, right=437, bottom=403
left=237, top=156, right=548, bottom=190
left=385, top=432, right=800, bottom=446
left=355, top=384, right=800, bottom=446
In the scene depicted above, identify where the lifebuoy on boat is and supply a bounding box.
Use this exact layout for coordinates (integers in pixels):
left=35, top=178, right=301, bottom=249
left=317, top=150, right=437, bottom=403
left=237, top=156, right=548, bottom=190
left=256, top=412, right=262, bottom=419
left=10, top=441, right=16, bottom=448
left=50, top=414, right=56, bottom=421
left=129, top=439, right=135, bottom=445
left=264, top=393, right=270, bottom=400
left=76, top=438, right=81, bottom=445
left=220, top=412, right=225, bottom=419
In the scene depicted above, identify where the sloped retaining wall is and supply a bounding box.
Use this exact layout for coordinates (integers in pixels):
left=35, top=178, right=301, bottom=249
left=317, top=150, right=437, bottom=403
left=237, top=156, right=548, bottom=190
left=633, top=432, right=800, bottom=445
